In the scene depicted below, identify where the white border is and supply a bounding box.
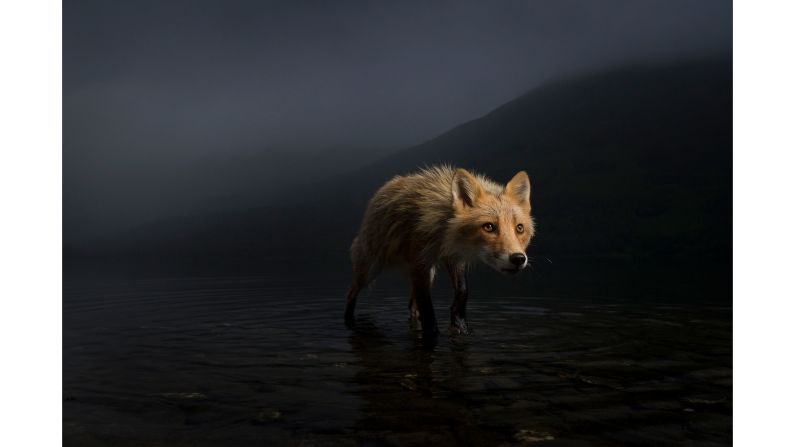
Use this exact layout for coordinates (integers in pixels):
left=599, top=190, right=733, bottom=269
left=3, top=1, right=794, bottom=446
left=0, top=1, right=62, bottom=445
left=734, top=1, right=795, bottom=445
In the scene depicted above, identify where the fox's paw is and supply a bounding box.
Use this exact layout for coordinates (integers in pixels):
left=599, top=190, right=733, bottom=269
left=408, top=308, right=422, bottom=330
left=449, top=317, right=471, bottom=335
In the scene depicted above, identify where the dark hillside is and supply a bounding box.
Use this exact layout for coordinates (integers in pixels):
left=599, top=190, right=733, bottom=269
left=70, top=57, right=732, bottom=299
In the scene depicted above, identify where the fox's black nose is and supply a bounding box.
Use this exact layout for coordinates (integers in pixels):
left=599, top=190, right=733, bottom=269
left=509, top=253, right=527, bottom=266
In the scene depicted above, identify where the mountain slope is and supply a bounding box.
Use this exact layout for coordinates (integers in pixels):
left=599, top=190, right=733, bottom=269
left=339, top=57, right=732, bottom=260
left=71, top=56, right=732, bottom=298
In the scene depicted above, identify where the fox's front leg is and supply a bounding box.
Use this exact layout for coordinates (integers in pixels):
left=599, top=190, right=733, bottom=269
left=408, top=295, right=420, bottom=324
left=446, top=261, right=470, bottom=335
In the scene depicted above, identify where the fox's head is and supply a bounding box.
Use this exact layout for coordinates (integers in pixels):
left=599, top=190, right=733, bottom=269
left=447, top=168, right=535, bottom=274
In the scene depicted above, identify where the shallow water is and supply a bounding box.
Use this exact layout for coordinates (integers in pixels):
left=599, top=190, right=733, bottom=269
left=64, top=273, right=731, bottom=446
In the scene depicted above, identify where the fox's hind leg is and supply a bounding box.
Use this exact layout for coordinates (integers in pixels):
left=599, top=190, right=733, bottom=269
left=344, top=274, right=365, bottom=326
left=344, top=239, right=379, bottom=325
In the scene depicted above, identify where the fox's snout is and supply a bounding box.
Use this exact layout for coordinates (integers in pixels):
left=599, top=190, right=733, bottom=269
left=489, top=250, right=528, bottom=274
left=509, top=252, right=527, bottom=267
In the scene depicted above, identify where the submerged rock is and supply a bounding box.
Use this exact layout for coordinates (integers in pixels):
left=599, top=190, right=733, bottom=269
left=514, top=429, right=554, bottom=443
left=159, top=392, right=208, bottom=400
left=252, top=409, right=283, bottom=425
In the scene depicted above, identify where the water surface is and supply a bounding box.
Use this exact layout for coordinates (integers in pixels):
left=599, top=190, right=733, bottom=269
left=64, top=273, right=731, bottom=446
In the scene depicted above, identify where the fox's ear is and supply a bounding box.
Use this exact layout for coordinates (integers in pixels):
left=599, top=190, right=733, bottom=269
left=505, top=171, right=531, bottom=206
left=451, top=169, right=483, bottom=208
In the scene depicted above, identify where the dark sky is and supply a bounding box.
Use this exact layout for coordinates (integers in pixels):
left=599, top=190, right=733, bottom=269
left=64, top=0, right=731, bottom=242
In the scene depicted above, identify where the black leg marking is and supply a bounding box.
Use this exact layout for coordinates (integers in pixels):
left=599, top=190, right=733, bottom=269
left=446, top=260, right=470, bottom=335
left=411, top=265, right=438, bottom=340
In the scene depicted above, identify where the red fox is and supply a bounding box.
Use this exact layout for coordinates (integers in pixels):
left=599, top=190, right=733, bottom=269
left=344, top=165, right=535, bottom=336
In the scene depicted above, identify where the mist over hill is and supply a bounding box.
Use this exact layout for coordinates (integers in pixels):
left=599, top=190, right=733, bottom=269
left=67, top=56, right=731, bottom=299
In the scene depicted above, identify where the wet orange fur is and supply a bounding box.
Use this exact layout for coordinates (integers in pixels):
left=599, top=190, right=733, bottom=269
left=344, top=165, right=535, bottom=330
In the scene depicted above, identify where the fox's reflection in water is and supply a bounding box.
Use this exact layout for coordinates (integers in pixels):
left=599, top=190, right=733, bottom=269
left=64, top=274, right=731, bottom=446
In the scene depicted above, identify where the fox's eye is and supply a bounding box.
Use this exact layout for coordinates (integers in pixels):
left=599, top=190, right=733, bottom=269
left=482, top=223, right=495, bottom=233
left=516, top=224, right=524, bottom=233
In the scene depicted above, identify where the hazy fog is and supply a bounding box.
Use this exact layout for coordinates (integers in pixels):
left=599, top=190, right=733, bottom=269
left=64, top=0, right=732, bottom=243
